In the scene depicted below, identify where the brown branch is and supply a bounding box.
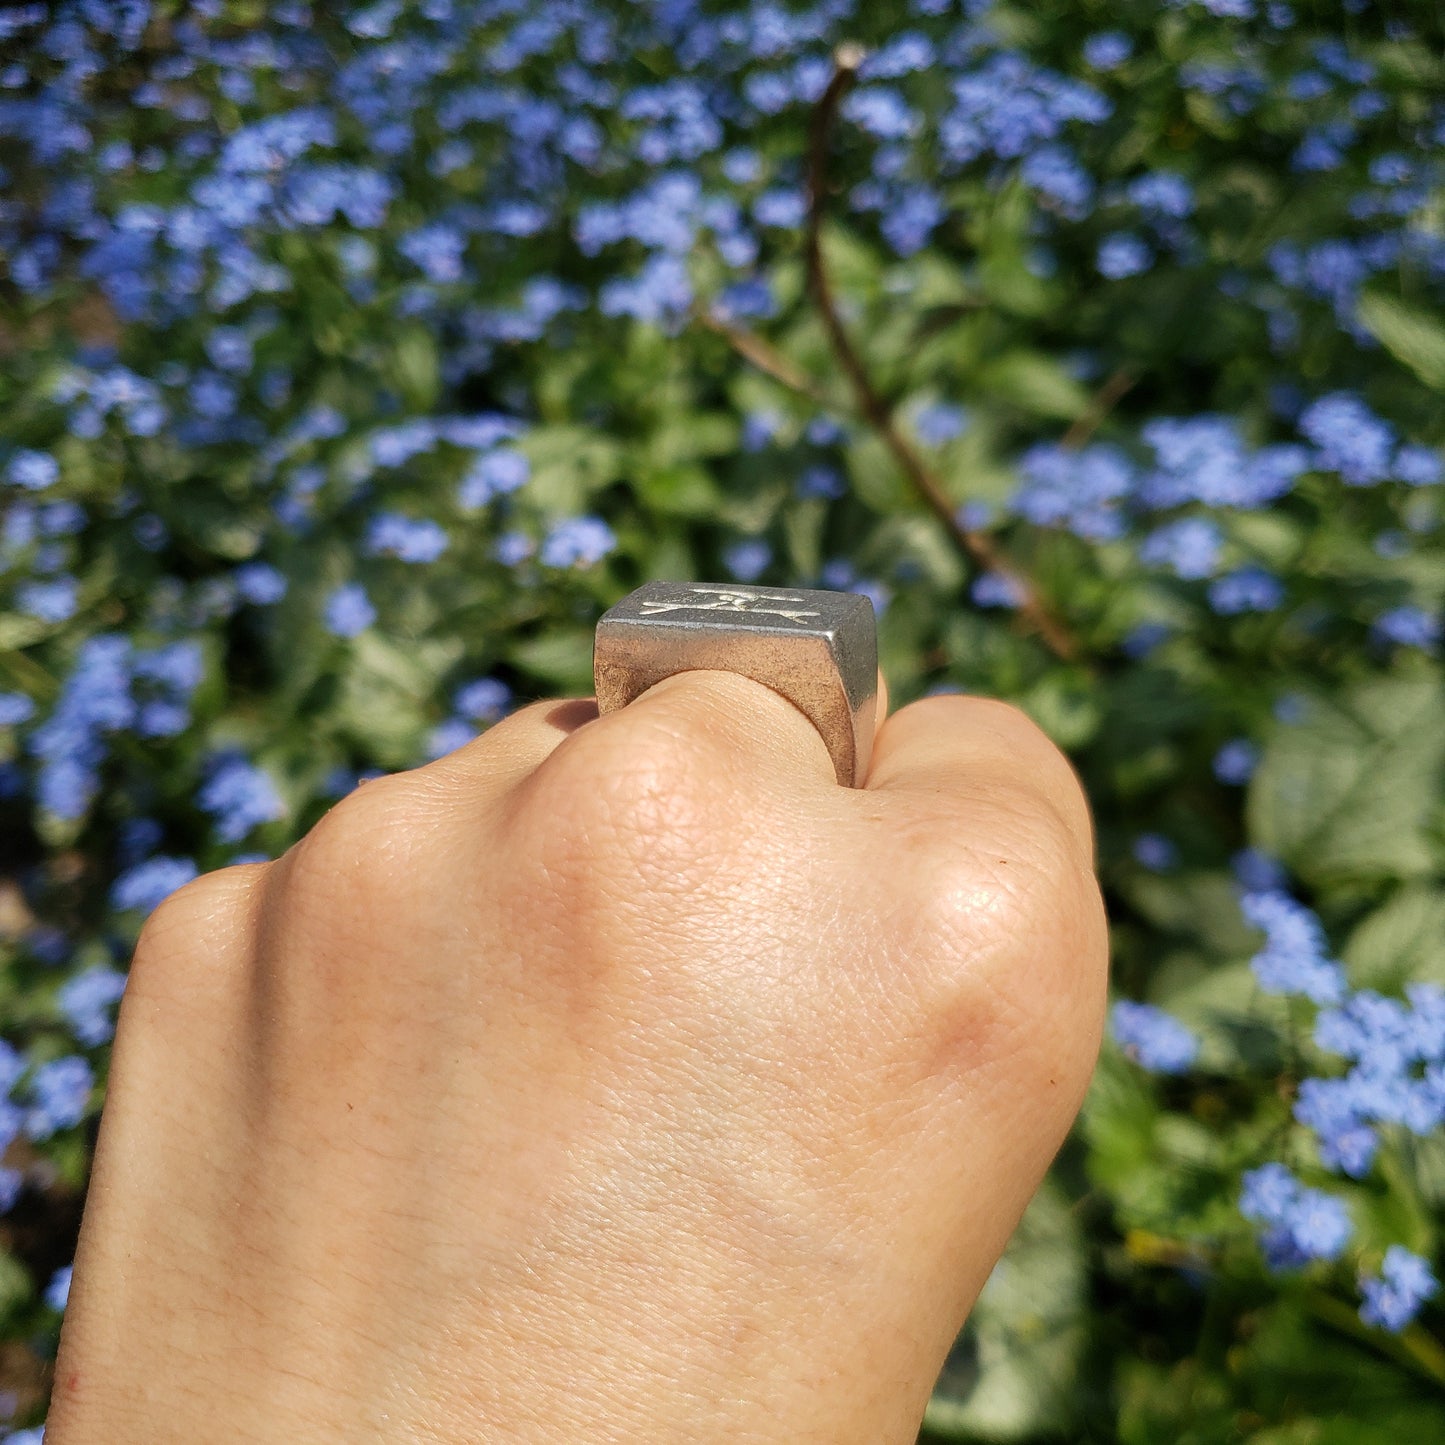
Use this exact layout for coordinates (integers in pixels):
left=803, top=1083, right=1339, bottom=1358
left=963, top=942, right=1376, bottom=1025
left=1061, top=365, right=1138, bottom=451
left=694, top=307, right=831, bottom=406
left=803, top=47, right=1079, bottom=663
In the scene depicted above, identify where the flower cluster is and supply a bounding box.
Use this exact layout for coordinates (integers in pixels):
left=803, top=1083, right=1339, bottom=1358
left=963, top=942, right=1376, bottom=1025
left=1, top=0, right=1443, bottom=1434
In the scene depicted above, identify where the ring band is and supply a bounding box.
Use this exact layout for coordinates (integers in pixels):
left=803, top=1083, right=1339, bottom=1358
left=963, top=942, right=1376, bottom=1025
left=593, top=580, right=878, bottom=787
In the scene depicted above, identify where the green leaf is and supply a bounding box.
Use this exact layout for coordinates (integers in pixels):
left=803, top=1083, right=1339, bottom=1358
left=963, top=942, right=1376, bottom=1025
left=334, top=632, right=463, bottom=769
left=843, top=430, right=913, bottom=513
left=632, top=463, right=721, bottom=518
left=520, top=426, right=626, bottom=514
left=388, top=325, right=441, bottom=410
left=924, top=1178, right=1087, bottom=1440
left=1356, top=292, right=1445, bottom=392
left=980, top=350, right=1091, bottom=420
left=509, top=625, right=595, bottom=693
left=1342, top=886, right=1445, bottom=990
left=1247, top=680, right=1445, bottom=885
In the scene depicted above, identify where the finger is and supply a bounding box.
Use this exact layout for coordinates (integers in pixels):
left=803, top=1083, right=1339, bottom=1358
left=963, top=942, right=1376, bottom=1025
left=423, top=664, right=889, bottom=800
left=585, top=668, right=841, bottom=790
left=417, top=695, right=598, bottom=793
left=861, top=694, right=1094, bottom=861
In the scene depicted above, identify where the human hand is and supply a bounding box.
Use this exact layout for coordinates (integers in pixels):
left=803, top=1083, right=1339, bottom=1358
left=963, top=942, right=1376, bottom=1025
left=47, top=671, right=1106, bottom=1443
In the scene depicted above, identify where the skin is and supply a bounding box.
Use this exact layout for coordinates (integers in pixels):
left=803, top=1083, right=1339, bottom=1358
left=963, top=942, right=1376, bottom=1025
left=46, top=669, right=1107, bottom=1443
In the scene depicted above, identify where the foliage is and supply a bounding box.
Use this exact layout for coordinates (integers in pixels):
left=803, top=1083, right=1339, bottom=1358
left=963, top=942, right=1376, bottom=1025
left=2, top=0, right=1445, bottom=1437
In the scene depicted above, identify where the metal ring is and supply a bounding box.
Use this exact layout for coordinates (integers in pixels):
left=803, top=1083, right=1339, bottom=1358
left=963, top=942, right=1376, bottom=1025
left=593, top=580, right=878, bottom=787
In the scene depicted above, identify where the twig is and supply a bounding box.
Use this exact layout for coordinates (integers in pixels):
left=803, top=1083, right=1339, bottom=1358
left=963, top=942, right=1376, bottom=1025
left=803, top=47, right=1078, bottom=663
left=1061, top=365, right=1137, bottom=451
left=694, top=307, right=831, bottom=406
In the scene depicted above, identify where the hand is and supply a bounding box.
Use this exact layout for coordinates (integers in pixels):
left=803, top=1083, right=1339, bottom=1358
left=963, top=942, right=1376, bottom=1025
left=47, top=672, right=1106, bottom=1443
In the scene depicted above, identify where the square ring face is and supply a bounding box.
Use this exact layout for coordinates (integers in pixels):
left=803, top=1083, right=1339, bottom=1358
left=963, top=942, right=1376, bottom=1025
left=593, top=580, right=878, bottom=786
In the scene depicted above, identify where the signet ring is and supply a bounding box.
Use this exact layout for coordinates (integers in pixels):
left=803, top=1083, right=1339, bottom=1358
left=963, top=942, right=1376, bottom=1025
left=592, top=580, right=878, bottom=788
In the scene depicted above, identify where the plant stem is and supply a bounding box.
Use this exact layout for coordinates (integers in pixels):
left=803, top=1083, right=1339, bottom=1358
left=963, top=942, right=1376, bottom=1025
left=803, top=47, right=1079, bottom=663
left=1061, top=366, right=1137, bottom=450
left=693, top=307, right=832, bottom=406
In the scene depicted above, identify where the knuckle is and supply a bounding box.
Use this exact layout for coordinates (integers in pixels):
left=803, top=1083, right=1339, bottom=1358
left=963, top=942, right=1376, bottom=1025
left=277, top=772, right=444, bottom=912
left=890, top=789, right=1107, bottom=1088
left=127, top=864, right=264, bottom=1006
left=915, top=696, right=1095, bottom=859
left=532, top=708, right=737, bottom=856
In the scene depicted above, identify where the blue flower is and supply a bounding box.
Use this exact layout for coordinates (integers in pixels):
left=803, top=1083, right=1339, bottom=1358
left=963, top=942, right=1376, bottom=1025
left=723, top=539, right=772, bottom=583
left=843, top=87, right=918, bottom=140
left=44, top=1262, right=72, bottom=1312
left=1111, top=1000, right=1199, bottom=1073
left=1020, top=145, right=1095, bottom=219
left=1128, top=171, right=1194, bottom=220
left=234, top=561, right=288, bottom=604
left=455, top=678, right=511, bottom=722
left=6, top=449, right=60, bottom=490
left=399, top=223, right=465, bottom=284
left=713, top=278, right=776, bottom=321
left=1083, top=32, right=1132, bottom=70
left=324, top=583, right=376, bottom=638
left=1393, top=445, right=1442, bottom=487
left=1360, top=1247, right=1439, bottom=1332
left=806, top=416, right=845, bottom=446
left=28, top=635, right=135, bottom=820
left=1213, top=739, right=1259, bottom=784
left=0, top=693, right=36, bottom=726
left=942, top=52, right=1110, bottom=167
left=797, top=465, right=845, bottom=501
left=117, top=817, right=164, bottom=865
left=1292, top=1076, right=1380, bottom=1177
left=1013, top=443, right=1132, bottom=539
left=111, top=855, right=199, bottom=913
left=1239, top=1163, right=1352, bottom=1269
left=425, top=717, right=475, bottom=760
left=18, top=577, right=79, bottom=622
left=1133, top=834, right=1179, bottom=871
left=493, top=530, right=534, bottom=566
left=540, top=516, right=616, bottom=568
left=460, top=448, right=530, bottom=509
left=24, top=1055, right=94, bottom=1140
left=971, top=572, right=1025, bottom=609
left=753, top=187, right=807, bottom=229
left=133, top=641, right=204, bottom=697
left=1181, top=0, right=1257, bottom=15
left=1140, top=418, right=1307, bottom=510
left=1373, top=606, right=1439, bottom=651
left=1209, top=566, right=1284, bottom=615
left=1122, top=621, right=1171, bottom=658
left=1097, top=232, right=1152, bottom=279
left=1240, top=890, right=1347, bottom=1004
left=58, top=967, right=127, bottom=1046
left=198, top=755, right=285, bottom=843
left=137, top=699, right=189, bottom=737
left=881, top=186, right=944, bottom=257
left=1299, top=393, right=1395, bottom=486
left=0, top=1040, right=24, bottom=1096
left=1139, top=518, right=1223, bottom=580
left=365, top=512, right=449, bottom=564
left=599, top=253, right=692, bottom=327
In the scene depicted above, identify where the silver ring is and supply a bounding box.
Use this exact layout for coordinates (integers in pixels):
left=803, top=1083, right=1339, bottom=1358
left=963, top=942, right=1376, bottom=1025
left=593, top=580, right=878, bottom=787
